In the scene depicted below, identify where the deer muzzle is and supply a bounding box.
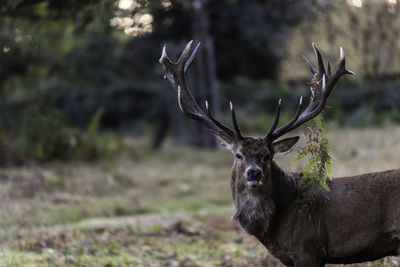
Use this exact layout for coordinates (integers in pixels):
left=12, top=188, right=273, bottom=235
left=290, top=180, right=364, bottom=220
left=246, top=167, right=262, bottom=188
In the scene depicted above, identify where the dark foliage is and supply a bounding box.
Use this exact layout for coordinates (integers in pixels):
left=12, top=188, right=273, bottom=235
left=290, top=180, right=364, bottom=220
left=0, top=0, right=399, bottom=162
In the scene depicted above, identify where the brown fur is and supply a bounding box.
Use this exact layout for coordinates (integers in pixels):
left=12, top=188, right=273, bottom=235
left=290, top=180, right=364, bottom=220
left=230, top=137, right=400, bottom=267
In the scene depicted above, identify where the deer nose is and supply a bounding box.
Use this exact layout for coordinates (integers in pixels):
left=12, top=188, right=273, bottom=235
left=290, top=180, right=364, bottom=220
left=246, top=167, right=262, bottom=181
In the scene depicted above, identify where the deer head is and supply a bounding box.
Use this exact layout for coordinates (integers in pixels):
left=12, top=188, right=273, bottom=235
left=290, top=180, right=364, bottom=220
left=159, top=41, right=353, bottom=192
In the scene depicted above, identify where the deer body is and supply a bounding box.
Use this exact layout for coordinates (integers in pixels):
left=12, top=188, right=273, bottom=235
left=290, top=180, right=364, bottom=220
left=324, top=170, right=400, bottom=263
left=159, top=41, right=400, bottom=266
left=232, top=158, right=400, bottom=266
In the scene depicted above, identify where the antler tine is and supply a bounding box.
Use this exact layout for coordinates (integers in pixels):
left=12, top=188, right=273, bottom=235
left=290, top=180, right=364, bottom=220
left=264, top=97, right=303, bottom=141
left=160, top=41, right=238, bottom=141
left=324, top=46, right=354, bottom=98
left=338, top=46, right=345, bottom=69
left=205, top=100, right=233, bottom=134
left=264, top=44, right=353, bottom=142
left=327, top=62, right=332, bottom=76
left=292, top=75, right=328, bottom=126
left=312, top=42, right=326, bottom=77
left=177, top=40, right=193, bottom=68
left=303, top=56, right=317, bottom=75
left=336, top=46, right=355, bottom=76
left=159, top=41, right=197, bottom=77
left=185, top=42, right=201, bottom=74
left=230, top=101, right=243, bottom=140
left=265, top=99, right=282, bottom=138
left=160, top=45, right=176, bottom=77
left=160, top=45, right=172, bottom=65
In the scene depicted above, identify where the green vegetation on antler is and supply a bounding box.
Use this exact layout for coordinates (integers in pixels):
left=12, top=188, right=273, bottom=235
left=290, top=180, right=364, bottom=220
left=292, top=113, right=333, bottom=200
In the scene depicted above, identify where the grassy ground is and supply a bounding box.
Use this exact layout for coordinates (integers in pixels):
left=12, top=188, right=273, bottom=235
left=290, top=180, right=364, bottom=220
left=1, top=126, right=400, bottom=266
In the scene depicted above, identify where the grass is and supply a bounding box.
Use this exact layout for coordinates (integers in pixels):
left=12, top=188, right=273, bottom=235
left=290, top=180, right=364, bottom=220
left=0, top=126, right=400, bottom=266
left=0, top=216, right=268, bottom=266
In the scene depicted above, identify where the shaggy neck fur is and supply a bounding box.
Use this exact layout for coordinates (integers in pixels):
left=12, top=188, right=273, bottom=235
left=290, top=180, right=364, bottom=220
left=231, top=161, right=298, bottom=242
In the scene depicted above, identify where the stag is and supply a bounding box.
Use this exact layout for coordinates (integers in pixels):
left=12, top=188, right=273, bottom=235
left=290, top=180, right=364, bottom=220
left=159, top=41, right=400, bottom=266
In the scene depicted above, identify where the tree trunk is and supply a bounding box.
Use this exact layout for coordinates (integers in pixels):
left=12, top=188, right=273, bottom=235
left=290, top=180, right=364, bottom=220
left=190, top=0, right=219, bottom=148
left=168, top=93, right=186, bottom=146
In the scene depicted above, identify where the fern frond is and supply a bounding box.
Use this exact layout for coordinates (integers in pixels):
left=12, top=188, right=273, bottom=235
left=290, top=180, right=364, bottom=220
left=291, top=113, right=332, bottom=200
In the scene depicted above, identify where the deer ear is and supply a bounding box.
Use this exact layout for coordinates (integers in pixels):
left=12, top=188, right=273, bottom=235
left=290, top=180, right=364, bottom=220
left=272, top=136, right=299, bottom=154
left=210, top=130, right=234, bottom=151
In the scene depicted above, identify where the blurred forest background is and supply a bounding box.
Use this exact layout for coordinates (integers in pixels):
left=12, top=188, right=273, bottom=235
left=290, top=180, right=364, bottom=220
left=1, top=0, right=400, bottom=265
left=1, top=0, right=400, bottom=165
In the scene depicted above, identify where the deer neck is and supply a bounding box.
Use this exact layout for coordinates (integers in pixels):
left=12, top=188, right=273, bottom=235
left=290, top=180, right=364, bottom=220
left=269, top=161, right=299, bottom=209
left=231, top=161, right=298, bottom=239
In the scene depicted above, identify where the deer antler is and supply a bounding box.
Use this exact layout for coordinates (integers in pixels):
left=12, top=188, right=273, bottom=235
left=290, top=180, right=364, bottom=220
left=159, top=41, right=243, bottom=141
left=263, top=43, right=354, bottom=142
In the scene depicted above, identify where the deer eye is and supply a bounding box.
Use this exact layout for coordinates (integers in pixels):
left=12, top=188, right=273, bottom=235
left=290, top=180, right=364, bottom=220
left=235, top=153, right=243, bottom=160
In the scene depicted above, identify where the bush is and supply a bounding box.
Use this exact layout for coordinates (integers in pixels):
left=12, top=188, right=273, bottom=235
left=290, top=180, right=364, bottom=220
left=3, top=108, right=125, bottom=163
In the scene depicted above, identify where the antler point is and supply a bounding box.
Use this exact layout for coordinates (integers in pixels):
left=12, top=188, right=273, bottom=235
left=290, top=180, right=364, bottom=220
left=340, top=46, right=345, bottom=60
left=185, top=40, right=193, bottom=49
left=159, top=44, right=168, bottom=63
left=185, top=40, right=193, bottom=52
left=312, top=42, right=318, bottom=52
